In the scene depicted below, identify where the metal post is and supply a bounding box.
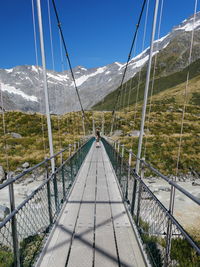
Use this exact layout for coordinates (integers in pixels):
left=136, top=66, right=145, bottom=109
left=92, top=112, right=95, bottom=135
left=120, top=144, right=125, bottom=192
left=126, top=149, right=132, bottom=200
left=136, top=0, right=160, bottom=174
left=74, top=142, right=76, bottom=152
left=114, top=141, right=117, bottom=150
left=69, top=144, right=72, bottom=156
left=53, top=173, right=59, bottom=213
left=121, top=144, right=125, bottom=158
left=101, top=112, right=105, bottom=136
left=82, top=113, right=86, bottom=136
left=110, top=113, right=115, bottom=136
left=136, top=160, right=145, bottom=225
left=165, top=185, right=175, bottom=266
left=9, top=183, right=20, bottom=267
left=37, top=0, right=55, bottom=173
left=131, top=174, right=137, bottom=215
left=70, top=158, right=74, bottom=182
left=61, top=153, right=66, bottom=201
left=46, top=162, right=53, bottom=224
left=117, top=141, right=120, bottom=153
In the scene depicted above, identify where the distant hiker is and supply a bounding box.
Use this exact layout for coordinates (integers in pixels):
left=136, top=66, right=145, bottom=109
left=95, top=128, right=101, bottom=148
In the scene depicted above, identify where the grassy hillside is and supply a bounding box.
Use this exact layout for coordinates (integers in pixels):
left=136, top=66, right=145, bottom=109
left=0, top=111, right=94, bottom=171
left=93, top=57, right=200, bottom=111
left=92, top=73, right=200, bottom=175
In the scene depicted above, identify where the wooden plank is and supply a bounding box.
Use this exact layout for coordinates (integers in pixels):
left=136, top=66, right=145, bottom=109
left=95, top=203, right=118, bottom=267
left=95, top=151, right=119, bottom=267
left=67, top=204, right=94, bottom=267
left=114, top=227, right=146, bottom=267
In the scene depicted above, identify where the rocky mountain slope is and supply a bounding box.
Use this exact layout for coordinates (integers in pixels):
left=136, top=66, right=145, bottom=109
left=1, top=12, right=200, bottom=113
left=94, top=12, right=200, bottom=110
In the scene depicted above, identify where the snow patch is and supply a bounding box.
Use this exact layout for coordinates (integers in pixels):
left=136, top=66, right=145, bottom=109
left=130, top=51, right=158, bottom=70
left=80, top=67, right=87, bottom=71
left=108, top=78, right=112, bottom=82
left=57, top=74, right=69, bottom=80
left=114, top=62, right=125, bottom=70
left=163, top=42, right=170, bottom=49
left=72, top=67, right=107, bottom=87
left=0, top=83, right=38, bottom=102
left=177, top=19, right=200, bottom=32
left=31, top=65, right=39, bottom=72
left=154, top=33, right=169, bottom=44
left=5, top=68, right=13, bottom=73
left=105, top=71, right=111, bottom=75
left=47, top=73, right=68, bottom=81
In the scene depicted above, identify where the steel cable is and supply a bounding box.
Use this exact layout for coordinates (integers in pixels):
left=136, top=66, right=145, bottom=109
left=110, top=0, right=147, bottom=134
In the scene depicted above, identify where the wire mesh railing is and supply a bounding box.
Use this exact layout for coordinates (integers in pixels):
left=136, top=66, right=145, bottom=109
left=0, top=137, right=94, bottom=267
left=102, top=137, right=200, bottom=267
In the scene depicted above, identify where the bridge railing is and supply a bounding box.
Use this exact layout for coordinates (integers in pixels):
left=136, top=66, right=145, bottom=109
left=0, top=137, right=94, bottom=267
left=102, top=137, right=200, bottom=267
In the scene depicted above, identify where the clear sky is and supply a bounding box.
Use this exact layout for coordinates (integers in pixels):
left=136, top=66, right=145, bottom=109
left=0, top=0, right=198, bottom=71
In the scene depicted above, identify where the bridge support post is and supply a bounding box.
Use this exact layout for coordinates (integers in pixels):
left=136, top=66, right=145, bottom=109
left=117, top=141, right=120, bottom=153
left=131, top=179, right=137, bottom=215
left=125, top=149, right=132, bottom=200
left=61, top=153, right=66, bottom=201
left=69, top=144, right=72, bottom=156
left=53, top=173, right=59, bottom=213
left=36, top=0, right=55, bottom=173
left=136, top=160, right=145, bottom=225
left=114, top=141, right=117, bottom=150
left=164, top=185, right=175, bottom=266
left=120, top=145, right=125, bottom=189
left=101, top=112, right=105, bottom=136
left=9, top=183, right=20, bottom=267
left=121, top=144, right=125, bottom=159
left=46, top=162, right=53, bottom=225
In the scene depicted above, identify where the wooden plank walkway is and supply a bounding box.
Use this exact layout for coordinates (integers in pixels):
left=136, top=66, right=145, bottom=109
left=36, top=142, right=146, bottom=267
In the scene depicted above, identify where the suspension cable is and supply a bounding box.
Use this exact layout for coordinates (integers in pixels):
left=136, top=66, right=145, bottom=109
left=127, top=30, right=139, bottom=110
left=133, top=0, right=150, bottom=123
left=175, top=0, right=198, bottom=177
left=0, top=84, right=9, bottom=173
left=31, top=0, right=47, bottom=158
left=47, top=0, right=62, bottom=150
left=58, top=31, right=74, bottom=140
left=110, top=0, right=147, bottom=134
left=144, top=0, right=164, bottom=157
left=51, top=0, right=85, bottom=120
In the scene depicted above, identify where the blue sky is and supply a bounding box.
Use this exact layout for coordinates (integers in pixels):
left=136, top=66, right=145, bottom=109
left=0, top=0, right=198, bottom=71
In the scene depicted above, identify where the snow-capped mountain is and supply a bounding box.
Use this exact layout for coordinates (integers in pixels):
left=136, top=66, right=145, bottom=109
left=1, top=12, right=200, bottom=113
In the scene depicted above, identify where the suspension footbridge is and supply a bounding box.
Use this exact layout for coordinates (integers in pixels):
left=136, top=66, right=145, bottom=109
left=0, top=0, right=200, bottom=266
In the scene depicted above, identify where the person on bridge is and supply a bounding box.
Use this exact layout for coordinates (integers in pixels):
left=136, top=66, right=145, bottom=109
left=95, top=128, right=101, bottom=148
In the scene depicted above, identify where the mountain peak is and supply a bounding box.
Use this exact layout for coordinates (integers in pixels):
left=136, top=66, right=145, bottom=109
left=173, top=11, right=200, bottom=32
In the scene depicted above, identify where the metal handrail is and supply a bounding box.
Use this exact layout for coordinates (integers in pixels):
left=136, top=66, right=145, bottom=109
left=137, top=176, right=200, bottom=255
left=105, top=136, right=200, bottom=206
